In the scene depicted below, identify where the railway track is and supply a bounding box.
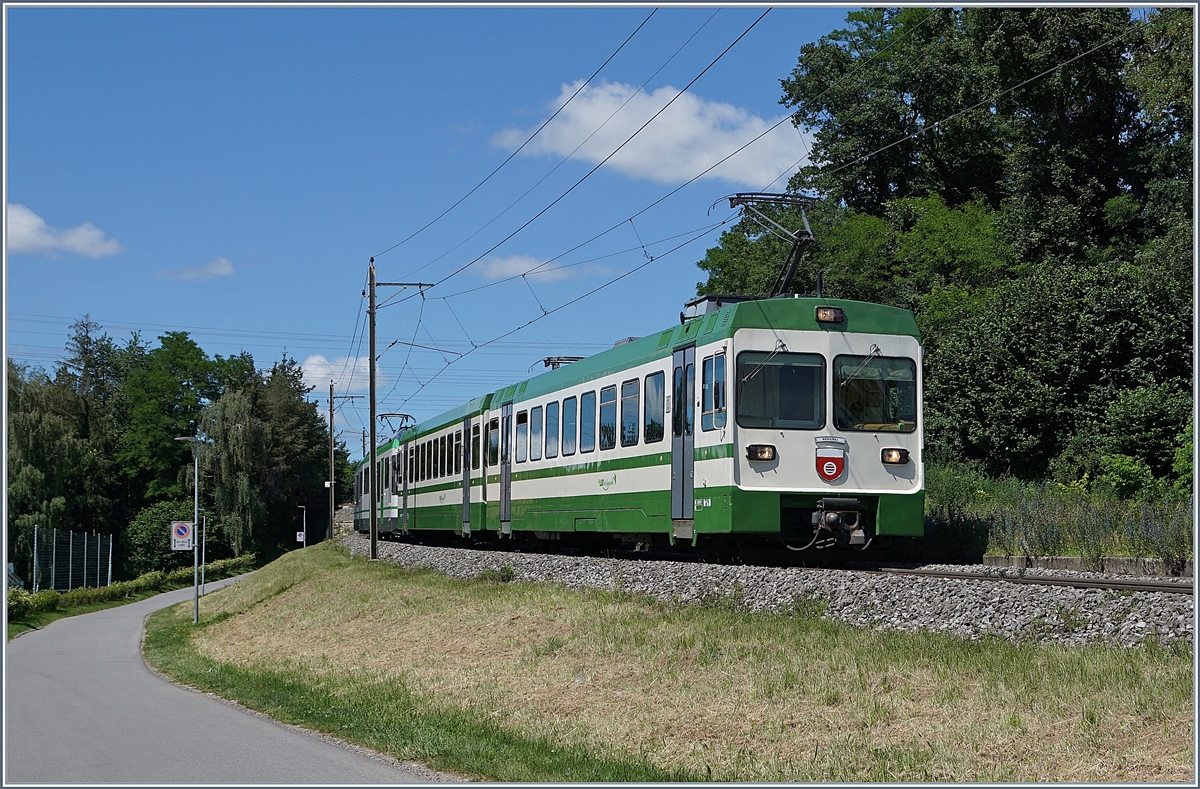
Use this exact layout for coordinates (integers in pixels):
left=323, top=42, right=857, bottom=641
left=850, top=566, right=1194, bottom=596
left=384, top=532, right=1194, bottom=597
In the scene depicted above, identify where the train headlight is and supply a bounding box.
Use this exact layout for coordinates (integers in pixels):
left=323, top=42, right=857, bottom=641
left=881, top=448, right=910, bottom=465
left=746, top=444, right=777, bottom=462
left=815, top=306, right=845, bottom=323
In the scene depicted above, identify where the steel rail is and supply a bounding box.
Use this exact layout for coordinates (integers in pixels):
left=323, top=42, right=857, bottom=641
left=864, top=567, right=1193, bottom=596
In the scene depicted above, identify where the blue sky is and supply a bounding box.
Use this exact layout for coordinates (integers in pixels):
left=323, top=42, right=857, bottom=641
left=5, top=5, right=853, bottom=458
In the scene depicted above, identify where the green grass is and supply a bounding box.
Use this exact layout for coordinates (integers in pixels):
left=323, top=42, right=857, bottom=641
left=143, top=542, right=1194, bottom=782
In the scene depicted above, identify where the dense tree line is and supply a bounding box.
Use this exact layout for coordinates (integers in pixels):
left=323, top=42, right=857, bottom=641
left=696, top=7, right=1192, bottom=492
left=7, top=320, right=355, bottom=583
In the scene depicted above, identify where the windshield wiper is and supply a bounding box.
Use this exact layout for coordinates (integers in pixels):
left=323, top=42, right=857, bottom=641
left=839, top=344, right=881, bottom=390
left=742, top=340, right=787, bottom=385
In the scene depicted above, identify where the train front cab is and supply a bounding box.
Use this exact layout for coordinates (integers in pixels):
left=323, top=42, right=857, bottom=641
left=691, top=298, right=924, bottom=551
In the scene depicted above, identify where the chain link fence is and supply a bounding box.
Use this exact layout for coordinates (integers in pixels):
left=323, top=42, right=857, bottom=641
left=30, top=528, right=114, bottom=593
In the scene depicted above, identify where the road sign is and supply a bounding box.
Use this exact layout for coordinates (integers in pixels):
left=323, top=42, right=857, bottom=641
left=171, top=521, right=194, bottom=551
left=296, top=531, right=305, bottom=543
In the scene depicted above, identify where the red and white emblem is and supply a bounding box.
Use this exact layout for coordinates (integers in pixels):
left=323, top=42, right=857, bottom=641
left=816, top=447, right=845, bottom=481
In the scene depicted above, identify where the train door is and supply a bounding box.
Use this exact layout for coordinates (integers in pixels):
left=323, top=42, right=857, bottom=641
left=401, top=440, right=409, bottom=533
left=671, top=345, right=696, bottom=540
left=461, top=416, right=472, bottom=535
left=500, top=402, right=513, bottom=535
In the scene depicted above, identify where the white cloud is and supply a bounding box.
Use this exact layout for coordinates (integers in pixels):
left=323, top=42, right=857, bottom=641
left=156, top=257, right=235, bottom=281
left=301, top=354, right=378, bottom=394
left=479, top=254, right=603, bottom=283
left=492, top=80, right=811, bottom=187
left=6, top=203, right=123, bottom=258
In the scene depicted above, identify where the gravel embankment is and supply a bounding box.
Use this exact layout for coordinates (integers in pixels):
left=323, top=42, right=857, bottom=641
left=341, top=535, right=1193, bottom=648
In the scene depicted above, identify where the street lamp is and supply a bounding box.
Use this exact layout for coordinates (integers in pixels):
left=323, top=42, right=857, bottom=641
left=174, top=435, right=201, bottom=625
left=297, top=505, right=306, bottom=548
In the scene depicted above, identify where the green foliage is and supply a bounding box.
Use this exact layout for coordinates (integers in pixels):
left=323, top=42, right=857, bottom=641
left=30, top=590, right=61, bottom=612
left=8, top=314, right=340, bottom=590
left=1096, top=455, right=1155, bottom=500
left=117, top=331, right=218, bottom=500
left=119, top=499, right=196, bottom=579
left=7, top=588, right=31, bottom=619
left=1171, top=419, right=1192, bottom=496
left=924, top=463, right=1191, bottom=567
left=54, top=554, right=255, bottom=608
left=924, top=263, right=1190, bottom=480
left=480, top=565, right=516, bottom=583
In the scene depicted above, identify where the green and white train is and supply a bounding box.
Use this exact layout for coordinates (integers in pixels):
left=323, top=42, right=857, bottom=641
left=354, top=294, right=923, bottom=553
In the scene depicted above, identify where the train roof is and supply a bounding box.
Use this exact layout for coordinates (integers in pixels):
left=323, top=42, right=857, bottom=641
left=364, top=296, right=918, bottom=458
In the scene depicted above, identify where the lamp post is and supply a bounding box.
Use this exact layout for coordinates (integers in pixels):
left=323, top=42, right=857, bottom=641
left=174, top=435, right=201, bottom=624
left=297, top=505, right=306, bottom=548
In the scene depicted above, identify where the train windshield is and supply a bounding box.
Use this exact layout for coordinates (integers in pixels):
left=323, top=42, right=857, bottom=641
left=736, top=351, right=824, bottom=429
left=833, top=355, right=917, bottom=432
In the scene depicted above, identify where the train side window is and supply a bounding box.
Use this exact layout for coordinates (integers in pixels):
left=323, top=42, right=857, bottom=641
left=408, top=446, right=414, bottom=483
left=501, top=413, right=512, bottom=465
left=702, top=354, right=726, bottom=431
left=545, top=401, right=559, bottom=459
left=442, top=434, right=449, bottom=477
left=599, top=386, right=617, bottom=450
left=472, top=425, right=480, bottom=471
left=530, top=406, right=543, bottom=461
left=580, top=390, right=596, bottom=453
left=562, top=397, right=577, bottom=456
left=684, top=362, right=695, bottom=437
left=382, top=456, right=390, bottom=495
left=672, top=366, right=684, bottom=438
left=455, top=430, right=463, bottom=475
left=714, top=353, right=727, bottom=428
left=516, top=411, right=529, bottom=463
left=620, top=379, right=639, bottom=447
left=422, top=441, right=429, bottom=482
left=644, top=371, right=665, bottom=444
left=487, top=418, right=500, bottom=466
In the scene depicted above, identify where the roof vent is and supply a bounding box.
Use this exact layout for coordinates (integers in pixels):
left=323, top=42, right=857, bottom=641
left=613, top=336, right=639, bottom=347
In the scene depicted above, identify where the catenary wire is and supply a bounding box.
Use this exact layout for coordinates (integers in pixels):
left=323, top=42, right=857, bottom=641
left=425, top=9, right=771, bottom=292
left=372, top=9, right=658, bottom=262
left=398, top=8, right=721, bottom=283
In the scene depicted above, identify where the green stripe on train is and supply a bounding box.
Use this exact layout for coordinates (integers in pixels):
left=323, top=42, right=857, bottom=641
left=362, top=488, right=924, bottom=537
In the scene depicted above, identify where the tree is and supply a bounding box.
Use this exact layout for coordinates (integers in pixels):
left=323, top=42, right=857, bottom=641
left=200, top=388, right=269, bottom=557
left=781, top=8, right=1005, bottom=211
left=116, top=332, right=217, bottom=500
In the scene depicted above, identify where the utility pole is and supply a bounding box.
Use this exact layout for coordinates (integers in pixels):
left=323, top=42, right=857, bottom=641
left=329, top=381, right=363, bottom=542
left=365, top=257, right=433, bottom=562
left=368, top=262, right=378, bottom=559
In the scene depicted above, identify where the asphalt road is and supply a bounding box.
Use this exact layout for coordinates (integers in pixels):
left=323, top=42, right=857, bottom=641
left=5, top=576, right=448, bottom=784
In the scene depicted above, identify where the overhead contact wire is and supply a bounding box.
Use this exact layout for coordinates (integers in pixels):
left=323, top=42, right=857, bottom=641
left=428, top=9, right=772, bottom=291
left=372, top=9, right=658, bottom=263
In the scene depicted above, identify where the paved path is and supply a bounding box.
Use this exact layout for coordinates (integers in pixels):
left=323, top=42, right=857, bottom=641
left=5, top=577, right=447, bottom=784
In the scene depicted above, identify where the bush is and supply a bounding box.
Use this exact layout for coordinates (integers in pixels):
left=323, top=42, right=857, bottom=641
left=120, top=500, right=195, bottom=580
left=54, top=554, right=257, bottom=609
left=7, top=587, right=31, bottom=619
left=30, top=590, right=59, bottom=612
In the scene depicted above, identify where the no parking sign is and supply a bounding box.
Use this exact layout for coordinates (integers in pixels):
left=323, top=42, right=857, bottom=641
left=170, top=521, right=194, bottom=551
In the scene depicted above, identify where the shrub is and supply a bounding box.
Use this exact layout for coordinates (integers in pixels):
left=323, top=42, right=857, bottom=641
left=7, top=587, right=31, bottom=619
left=30, top=590, right=59, bottom=612
left=120, top=500, right=194, bottom=579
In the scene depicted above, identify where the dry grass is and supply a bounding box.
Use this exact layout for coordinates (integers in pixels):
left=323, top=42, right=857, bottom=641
left=193, top=543, right=1194, bottom=782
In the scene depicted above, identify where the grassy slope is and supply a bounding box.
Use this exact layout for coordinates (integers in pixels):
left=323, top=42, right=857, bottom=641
left=144, top=542, right=1194, bottom=782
